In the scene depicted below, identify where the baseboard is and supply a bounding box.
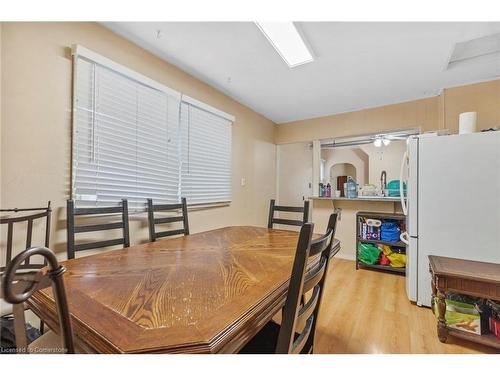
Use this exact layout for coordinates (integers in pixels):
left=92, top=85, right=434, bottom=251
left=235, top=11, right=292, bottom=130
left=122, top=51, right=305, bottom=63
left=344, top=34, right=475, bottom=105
left=334, top=253, right=356, bottom=262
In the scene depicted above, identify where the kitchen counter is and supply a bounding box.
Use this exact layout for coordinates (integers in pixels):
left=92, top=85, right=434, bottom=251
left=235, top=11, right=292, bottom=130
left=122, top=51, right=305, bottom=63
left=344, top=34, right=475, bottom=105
left=309, top=196, right=403, bottom=202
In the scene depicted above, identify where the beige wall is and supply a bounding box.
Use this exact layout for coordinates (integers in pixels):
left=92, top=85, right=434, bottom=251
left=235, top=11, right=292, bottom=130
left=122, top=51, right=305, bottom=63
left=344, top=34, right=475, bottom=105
left=329, top=163, right=357, bottom=186
left=276, top=79, right=500, bottom=145
left=0, top=23, right=2, bottom=189
left=276, top=142, right=312, bottom=206
left=0, top=22, right=277, bottom=257
left=442, top=80, right=500, bottom=133
left=322, top=148, right=368, bottom=187
left=360, top=141, right=407, bottom=186
left=320, top=142, right=407, bottom=192
left=276, top=97, right=439, bottom=144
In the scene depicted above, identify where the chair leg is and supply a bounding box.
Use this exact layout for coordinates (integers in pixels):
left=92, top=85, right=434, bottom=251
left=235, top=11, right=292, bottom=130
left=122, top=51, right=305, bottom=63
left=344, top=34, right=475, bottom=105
left=39, top=319, right=44, bottom=334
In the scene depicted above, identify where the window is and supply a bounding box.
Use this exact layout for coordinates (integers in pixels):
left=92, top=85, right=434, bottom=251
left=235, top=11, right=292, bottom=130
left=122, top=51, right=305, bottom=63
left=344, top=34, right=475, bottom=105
left=180, top=98, right=232, bottom=204
left=72, top=56, right=180, bottom=208
left=71, top=45, right=233, bottom=208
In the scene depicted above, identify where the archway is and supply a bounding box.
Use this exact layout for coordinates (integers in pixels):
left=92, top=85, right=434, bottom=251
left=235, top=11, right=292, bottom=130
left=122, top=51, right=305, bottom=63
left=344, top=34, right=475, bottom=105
left=330, top=163, right=356, bottom=190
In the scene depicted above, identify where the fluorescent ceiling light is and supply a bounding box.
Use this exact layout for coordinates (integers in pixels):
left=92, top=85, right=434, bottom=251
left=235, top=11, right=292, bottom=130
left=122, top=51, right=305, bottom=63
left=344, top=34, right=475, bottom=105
left=448, top=32, right=500, bottom=69
left=255, top=22, right=314, bottom=68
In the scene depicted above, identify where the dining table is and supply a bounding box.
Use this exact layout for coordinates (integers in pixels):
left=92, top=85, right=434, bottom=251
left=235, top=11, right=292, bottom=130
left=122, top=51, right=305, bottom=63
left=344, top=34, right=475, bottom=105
left=28, top=226, right=340, bottom=353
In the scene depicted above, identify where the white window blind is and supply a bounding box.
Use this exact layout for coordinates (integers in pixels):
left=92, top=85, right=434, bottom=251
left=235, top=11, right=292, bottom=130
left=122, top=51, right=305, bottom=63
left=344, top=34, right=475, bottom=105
left=180, top=101, right=232, bottom=204
left=72, top=46, right=234, bottom=208
left=73, top=57, right=180, bottom=207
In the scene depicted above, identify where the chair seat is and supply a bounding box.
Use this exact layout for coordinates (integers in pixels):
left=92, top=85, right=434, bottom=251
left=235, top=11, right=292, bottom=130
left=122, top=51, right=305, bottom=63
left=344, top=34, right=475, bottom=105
left=28, top=330, right=83, bottom=354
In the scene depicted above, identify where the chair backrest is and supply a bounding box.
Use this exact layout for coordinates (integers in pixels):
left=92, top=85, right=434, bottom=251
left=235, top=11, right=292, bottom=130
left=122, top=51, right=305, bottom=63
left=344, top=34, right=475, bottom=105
left=276, top=212, right=339, bottom=354
left=0, top=202, right=52, bottom=273
left=1, top=246, right=74, bottom=354
left=267, top=199, right=310, bottom=229
left=147, top=197, right=189, bottom=242
left=66, top=199, right=130, bottom=259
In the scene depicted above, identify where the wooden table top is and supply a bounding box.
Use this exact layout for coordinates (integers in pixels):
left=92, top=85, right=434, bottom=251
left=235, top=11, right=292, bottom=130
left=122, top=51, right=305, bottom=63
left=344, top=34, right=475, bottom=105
left=28, top=226, right=340, bottom=353
left=429, top=255, right=500, bottom=284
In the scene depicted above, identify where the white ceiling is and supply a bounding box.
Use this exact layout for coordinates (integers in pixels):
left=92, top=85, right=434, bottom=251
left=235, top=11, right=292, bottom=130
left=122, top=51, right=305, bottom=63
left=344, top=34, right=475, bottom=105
left=103, top=22, right=500, bottom=124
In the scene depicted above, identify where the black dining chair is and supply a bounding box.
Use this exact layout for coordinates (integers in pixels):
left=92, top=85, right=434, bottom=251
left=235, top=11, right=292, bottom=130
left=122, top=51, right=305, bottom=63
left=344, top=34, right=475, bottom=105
left=66, top=199, right=130, bottom=260
left=1, top=202, right=52, bottom=333
left=240, top=212, right=339, bottom=354
left=147, top=198, right=189, bottom=242
left=267, top=199, right=310, bottom=229
left=1, top=246, right=75, bottom=354
left=0, top=202, right=52, bottom=274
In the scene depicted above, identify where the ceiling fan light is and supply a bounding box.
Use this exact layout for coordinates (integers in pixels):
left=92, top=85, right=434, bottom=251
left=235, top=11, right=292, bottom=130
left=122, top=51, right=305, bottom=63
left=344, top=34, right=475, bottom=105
left=374, top=138, right=382, bottom=147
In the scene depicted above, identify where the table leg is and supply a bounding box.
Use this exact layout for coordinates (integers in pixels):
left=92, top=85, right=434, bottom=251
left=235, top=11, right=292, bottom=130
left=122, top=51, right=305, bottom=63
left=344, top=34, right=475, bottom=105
left=431, top=274, right=436, bottom=313
left=436, top=284, right=448, bottom=343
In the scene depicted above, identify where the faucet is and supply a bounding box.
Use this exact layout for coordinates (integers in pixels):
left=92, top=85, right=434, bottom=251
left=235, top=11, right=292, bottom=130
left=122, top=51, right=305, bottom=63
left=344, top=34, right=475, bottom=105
left=380, top=170, right=387, bottom=196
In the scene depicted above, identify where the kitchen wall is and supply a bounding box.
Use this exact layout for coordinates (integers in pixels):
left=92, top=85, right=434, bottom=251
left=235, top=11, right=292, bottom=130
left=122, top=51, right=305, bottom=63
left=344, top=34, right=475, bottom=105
left=276, top=79, right=500, bottom=145
left=317, top=143, right=407, bottom=260
left=276, top=97, right=439, bottom=145
left=278, top=94, right=430, bottom=258
left=359, top=141, right=407, bottom=186
left=276, top=78, right=500, bottom=260
left=321, top=141, right=408, bottom=191
left=0, top=22, right=277, bottom=257
left=442, top=80, right=500, bottom=133
left=321, top=147, right=368, bottom=187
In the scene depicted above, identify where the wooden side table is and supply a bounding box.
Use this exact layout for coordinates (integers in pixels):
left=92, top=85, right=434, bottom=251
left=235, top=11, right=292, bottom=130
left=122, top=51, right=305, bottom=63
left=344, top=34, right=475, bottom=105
left=429, top=255, right=500, bottom=350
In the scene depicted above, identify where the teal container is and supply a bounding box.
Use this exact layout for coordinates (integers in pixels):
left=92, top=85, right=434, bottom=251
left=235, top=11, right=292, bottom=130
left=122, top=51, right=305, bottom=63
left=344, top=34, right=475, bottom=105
left=387, top=180, right=406, bottom=197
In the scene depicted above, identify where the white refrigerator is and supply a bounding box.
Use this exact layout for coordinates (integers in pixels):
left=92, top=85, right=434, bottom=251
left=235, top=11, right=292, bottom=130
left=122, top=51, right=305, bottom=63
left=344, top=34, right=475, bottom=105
left=401, top=131, right=500, bottom=307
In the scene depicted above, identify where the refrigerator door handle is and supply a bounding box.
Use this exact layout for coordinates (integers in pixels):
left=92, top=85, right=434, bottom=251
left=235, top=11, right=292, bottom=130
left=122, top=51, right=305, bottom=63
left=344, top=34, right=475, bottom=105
left=400, top=231, right=409, bottom=245
left=400, top=150, right=408, bottom=215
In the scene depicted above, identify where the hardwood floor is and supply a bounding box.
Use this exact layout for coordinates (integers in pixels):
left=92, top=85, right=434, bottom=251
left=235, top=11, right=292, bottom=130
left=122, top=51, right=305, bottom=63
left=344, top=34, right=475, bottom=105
left=313, top=258, right=497, bottom=354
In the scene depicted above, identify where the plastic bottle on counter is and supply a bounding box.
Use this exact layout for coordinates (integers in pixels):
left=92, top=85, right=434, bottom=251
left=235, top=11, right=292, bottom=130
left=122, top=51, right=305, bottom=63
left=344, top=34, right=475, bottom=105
left=319, top=183, right=324, bottom=197
left=326, top=183, right=332, bottom=197
left=345, top=176, right=358, bottom=199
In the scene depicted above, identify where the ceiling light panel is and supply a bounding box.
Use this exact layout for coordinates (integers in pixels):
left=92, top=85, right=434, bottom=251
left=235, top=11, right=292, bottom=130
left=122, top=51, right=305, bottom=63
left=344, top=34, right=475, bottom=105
left=255, top=22, right=314, bottom=68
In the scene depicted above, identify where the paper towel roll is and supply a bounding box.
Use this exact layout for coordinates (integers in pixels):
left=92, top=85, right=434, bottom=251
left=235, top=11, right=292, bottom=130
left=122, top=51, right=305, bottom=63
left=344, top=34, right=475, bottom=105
left=459, top=112, right=477, bottom=134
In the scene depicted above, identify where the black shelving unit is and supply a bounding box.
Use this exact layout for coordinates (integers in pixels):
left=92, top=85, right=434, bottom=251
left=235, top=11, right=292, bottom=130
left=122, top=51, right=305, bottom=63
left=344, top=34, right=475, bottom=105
left=357, top=262, right=406, bottom=274
left=356, top=211, right=407, bottom=275
left=358, top=238, right=407, bottom=248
